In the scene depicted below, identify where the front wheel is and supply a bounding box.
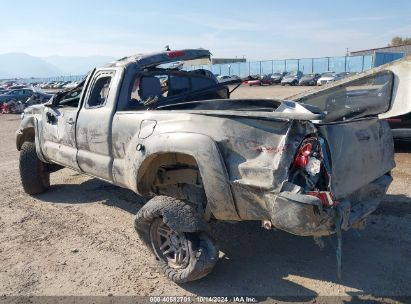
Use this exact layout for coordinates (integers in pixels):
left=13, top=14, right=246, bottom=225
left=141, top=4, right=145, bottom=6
left=19, top=141, right=50, bottom=194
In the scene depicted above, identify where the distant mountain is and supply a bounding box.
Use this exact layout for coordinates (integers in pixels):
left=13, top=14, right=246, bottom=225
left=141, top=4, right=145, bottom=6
left=0, top=53, right=62, bottom=79
left=0, top=53, right=118, bottom=79
left=42, top=55, right=117, bottom=75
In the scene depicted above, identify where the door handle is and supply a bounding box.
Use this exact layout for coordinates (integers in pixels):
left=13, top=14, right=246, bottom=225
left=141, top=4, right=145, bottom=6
left=67, top=118, right=74, bottom=125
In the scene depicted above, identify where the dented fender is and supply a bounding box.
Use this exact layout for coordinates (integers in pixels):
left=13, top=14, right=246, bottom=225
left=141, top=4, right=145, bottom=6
left=16, top=114, right=50, bottom=163
left=124, top=132, right=240, bottom=221
left=16, top=115, right=36, bottom=150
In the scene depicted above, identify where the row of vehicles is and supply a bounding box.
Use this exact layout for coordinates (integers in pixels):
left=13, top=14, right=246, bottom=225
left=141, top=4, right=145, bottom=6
left=0, top=86, right=53, bottom=113
left=216, top=70, right=410, bottom=141
left=0, top=87, right=52, bottom=104
left=1, top=80, right=80, bottom=91
left=243, top=71, right=358, bottom=86
left=36, top=81, right=80, bottom=90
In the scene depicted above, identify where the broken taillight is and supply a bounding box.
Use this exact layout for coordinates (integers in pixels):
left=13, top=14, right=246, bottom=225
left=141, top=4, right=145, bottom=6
left=293, top=142, right=313, bottom=169
left=290, top=137, right=334, bottom=206
left=167, top=50, right=185, bottom=58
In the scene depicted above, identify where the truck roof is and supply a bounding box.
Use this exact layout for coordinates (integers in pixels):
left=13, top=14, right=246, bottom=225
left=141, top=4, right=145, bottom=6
left=104, top=49, right=211, bottom=69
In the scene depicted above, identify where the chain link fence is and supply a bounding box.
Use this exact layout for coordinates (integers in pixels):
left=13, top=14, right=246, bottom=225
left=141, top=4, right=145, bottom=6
left=7, top=55, right=374, bottom=84
left=186, top=55, right=374, bottom=77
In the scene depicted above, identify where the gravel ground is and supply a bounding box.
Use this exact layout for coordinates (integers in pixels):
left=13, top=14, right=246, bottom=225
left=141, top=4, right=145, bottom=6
left=0, top=86, right=410, bottom=301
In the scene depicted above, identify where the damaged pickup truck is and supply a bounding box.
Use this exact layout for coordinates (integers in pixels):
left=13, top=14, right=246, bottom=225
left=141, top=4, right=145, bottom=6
left=16, top=49, right=411, bottom=283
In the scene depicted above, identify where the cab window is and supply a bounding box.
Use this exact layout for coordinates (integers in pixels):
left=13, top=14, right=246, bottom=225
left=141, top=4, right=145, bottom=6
left=168, top=75, right=190, bottom=96
left=86, top=74, right=114, bottom=108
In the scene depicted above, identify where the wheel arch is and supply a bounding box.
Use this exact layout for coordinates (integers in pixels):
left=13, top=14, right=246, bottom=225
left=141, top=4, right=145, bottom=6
left=16, top=116, right=49, bottom=163
left=16, top=116, right=36, bottom=150
left=16, top=127, right=35, bottom=150
left=130, top=132, right=240, bottom=221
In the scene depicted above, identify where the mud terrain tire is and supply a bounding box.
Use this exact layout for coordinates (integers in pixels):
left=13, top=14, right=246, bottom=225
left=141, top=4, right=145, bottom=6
left=19, top=141, right=50, bottom=194
left=134, top=196, right=219, bottom=283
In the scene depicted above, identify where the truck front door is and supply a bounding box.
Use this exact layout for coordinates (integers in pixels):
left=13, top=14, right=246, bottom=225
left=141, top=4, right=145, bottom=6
left=75, top=69, right=120, bottom=181
left=40, top=89, right=83, bottom=170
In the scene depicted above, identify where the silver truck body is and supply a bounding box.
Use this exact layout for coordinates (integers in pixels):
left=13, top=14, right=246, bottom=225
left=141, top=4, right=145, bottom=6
left=17, top=50, right=411, bottom=237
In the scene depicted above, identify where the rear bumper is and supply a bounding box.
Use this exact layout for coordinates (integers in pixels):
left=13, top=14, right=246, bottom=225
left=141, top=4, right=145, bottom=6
left=265, top=174, right=392, bottom=236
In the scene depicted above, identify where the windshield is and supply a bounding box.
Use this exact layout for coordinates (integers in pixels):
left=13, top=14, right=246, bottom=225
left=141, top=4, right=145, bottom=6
left=286, top=71, right=297, bottom=77
left=297, top=71, right=393, bottom=122
left=322, top=73, right=335, bottom=77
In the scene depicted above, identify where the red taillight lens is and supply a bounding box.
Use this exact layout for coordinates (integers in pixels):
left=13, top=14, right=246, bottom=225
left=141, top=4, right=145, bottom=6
left=290, top=137, right=333, bottom=204
left=293, top=142, right=312, bottom=168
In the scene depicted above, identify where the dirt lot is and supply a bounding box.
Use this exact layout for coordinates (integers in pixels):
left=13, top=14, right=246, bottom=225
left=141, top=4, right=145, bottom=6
left=231, top=84, right=309, bottom=99
left=0, top=85, right=410, bottom=300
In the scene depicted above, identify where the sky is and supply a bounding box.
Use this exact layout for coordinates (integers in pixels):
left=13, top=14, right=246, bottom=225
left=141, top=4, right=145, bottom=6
left=1, top=0, right=410, bottom=60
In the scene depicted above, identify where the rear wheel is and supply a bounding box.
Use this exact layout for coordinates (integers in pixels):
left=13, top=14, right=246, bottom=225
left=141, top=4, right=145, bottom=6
left=135, top=196, right=219, bottom=283
left=150, top=218, right=191, bottom=269
left=19, top=141, right=50, bottom=194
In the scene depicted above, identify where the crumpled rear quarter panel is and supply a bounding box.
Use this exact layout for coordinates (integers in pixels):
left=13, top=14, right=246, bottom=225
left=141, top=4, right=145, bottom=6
left=217, top=119, right=317, bottom=220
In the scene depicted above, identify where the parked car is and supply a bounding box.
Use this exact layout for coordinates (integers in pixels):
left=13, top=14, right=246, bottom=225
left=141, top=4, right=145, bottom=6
left=217, top=75, right=240, bottom=83
left=63, top=81, right=79, bottom=89
left=243, top=75, right=261, bottom=86
left=0, top=88, right=52, bottom=104
left=281, top=71, right=303, bottom=86
left=246, top=79, right=261, bottom=86
left=270, top=72, right=287, bottom=83
left=17, top=49, right=410, bottom=284
left=0, top=88, right=31, bottom=103
left=259, top=74, right=274, bottom=85
left=299, top=73, right=321, bottom=86
left=317, top=72, right=343, bottom=86
left=7, top=85, right=27, bottom=90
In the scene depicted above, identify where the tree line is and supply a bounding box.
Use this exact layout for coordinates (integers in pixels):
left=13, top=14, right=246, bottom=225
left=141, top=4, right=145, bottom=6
left=388, top=36, right=411, bottom=46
